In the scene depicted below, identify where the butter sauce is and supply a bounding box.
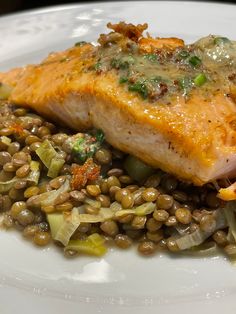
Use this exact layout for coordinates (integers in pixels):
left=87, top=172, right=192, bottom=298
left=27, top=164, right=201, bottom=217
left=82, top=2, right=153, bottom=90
left=92, top=34, right=236, bottom=103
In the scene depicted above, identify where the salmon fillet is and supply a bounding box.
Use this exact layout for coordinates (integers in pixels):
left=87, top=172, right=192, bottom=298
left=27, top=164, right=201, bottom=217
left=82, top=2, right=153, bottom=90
left=1, top=22, right=236, bottom=185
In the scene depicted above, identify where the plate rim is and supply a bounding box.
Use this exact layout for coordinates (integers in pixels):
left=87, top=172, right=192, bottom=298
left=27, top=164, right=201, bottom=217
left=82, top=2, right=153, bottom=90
left=0, top=0, right=236, bottom=22
left=1, top=1, right=236, bottom=312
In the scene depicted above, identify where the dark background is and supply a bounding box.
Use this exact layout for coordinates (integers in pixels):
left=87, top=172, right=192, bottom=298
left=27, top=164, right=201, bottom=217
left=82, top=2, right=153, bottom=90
left=0, top=0, right=235, bottom=15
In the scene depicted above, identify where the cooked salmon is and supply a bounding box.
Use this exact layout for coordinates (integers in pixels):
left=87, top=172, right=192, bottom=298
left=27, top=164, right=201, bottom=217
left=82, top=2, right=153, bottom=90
left=1, top=22, right=236, bottom=185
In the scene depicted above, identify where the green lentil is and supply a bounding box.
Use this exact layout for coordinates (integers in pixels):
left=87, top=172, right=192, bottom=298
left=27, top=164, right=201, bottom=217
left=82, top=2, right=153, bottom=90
left=33, top=231, right=51, bottom=246
left=200, top=214, right=216, bottom=233
left=121, top=194, right=134, bottom=209
left=141, top=187, right=159, bottom=202
left=156, top=194, right=174, bottom=210
left=100, top=220, right=119, bottom=237
left=153, top=209, right=169, bottom=222
left=138, top=241, right=156, bottom=255
left=115, top=234, right=132, bottom=249
left=175, top=207, right=192, bottom=224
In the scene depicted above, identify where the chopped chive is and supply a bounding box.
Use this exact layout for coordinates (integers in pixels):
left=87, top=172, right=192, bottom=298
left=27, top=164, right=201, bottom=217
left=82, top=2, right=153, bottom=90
left=75, top=41, right=87, bottom=47
left=214, top=37, right=230, bottom=45
left=194, top=73, right=207, bottom=86
left=189, top=56, right=201, bottom=67
left=119, top=77, right=128, bottom=84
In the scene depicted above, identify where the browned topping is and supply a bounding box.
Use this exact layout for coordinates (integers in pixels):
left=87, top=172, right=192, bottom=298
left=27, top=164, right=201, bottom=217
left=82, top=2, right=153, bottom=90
left=98, top=32, right=123, bottom=47
left=107, top=22, right=148, bottom=42
left=71, top=158, right=101, bottom=190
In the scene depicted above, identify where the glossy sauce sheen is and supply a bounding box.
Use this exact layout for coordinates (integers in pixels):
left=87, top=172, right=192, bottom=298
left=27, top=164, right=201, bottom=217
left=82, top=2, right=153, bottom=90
left=0, top=25, right=236, bottom=185
left=94, top=35, right=236, bottom=103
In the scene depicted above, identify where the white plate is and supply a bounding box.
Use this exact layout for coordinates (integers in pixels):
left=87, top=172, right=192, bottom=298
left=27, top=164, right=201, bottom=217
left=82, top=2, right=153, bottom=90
left=1, top=1, right=236, bottom=313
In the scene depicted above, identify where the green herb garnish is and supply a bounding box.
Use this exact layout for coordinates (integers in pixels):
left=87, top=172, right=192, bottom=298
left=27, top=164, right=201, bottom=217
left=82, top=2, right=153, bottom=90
left=178, top=50, right=190, bottom=59
left=72, top=137, right=87, bottom=163
left=121, top=56, right=135, bottom=67
left=72, top=131, right=105, bottom=163
left=119, top=61, right=130, bottom=70
left=150, top=76, right=163, bottom=83
left=111, top=58, right=119, bottom=69
left=194, top=73, right=207, bottom=86
left=95, top=129, right=105, bottom=143
left=128, top=81, right=148, bottom=99
left=143, top=54, right=158, bottom=62
left=119, top=77, right=128, bottom=84
left=111, top=56, right=135, bottom=70
left=189, top=56, right=201, bottom=67
left=94, top=62, right=102, bottom=72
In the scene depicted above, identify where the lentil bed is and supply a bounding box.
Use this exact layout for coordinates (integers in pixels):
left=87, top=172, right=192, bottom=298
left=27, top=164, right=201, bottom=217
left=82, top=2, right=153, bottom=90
left=0, top=101, right=233, bottom=258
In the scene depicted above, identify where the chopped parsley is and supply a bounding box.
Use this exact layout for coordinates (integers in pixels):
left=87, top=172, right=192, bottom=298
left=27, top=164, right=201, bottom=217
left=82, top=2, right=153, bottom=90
left=128, top=80, right=149, bottom=99
left=111, top=55, right=135, bottom=70
left=94, top=62, right=102, bottom=72
left=95, top=129, right=105, bottom=143
left=72, top=130, right=105, bottom=163
left=119, top=76, right=128, bottom=84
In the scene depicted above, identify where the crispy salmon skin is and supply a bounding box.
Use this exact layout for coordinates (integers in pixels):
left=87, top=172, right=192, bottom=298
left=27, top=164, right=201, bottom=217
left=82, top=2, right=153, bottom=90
left=1, top=22, right=236, bottom=185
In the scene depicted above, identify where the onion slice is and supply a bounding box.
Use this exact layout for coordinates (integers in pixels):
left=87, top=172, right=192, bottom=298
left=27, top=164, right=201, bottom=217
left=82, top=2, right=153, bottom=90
left=176, top=209, right=227, bottom=250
